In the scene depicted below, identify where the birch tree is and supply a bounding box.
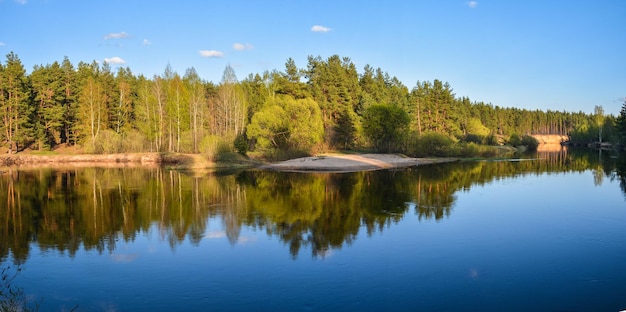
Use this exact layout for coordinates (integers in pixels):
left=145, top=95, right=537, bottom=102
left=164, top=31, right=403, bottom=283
left=77, top=76, right=107, bottom=149
left=216, top=65, right=246, bottom=139
left=184, top=67, right=206, bottom=153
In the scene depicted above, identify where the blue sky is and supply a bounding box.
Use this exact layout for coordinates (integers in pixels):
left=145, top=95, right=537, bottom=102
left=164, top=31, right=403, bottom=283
left=1, top=0, right=624, bottom=115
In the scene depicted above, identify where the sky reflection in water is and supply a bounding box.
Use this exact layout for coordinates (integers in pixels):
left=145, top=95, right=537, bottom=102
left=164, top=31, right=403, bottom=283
left=1, top=152, right=626, bottom=311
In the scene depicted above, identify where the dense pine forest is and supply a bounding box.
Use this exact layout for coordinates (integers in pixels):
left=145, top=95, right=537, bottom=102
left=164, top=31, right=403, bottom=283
left=0, top=52, right=623, bottom=158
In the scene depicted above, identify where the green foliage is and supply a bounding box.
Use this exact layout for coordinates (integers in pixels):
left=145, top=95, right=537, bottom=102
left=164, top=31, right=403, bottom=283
left=121, top=130, right=149, bottom=152
left=462, top=134, right=483, bottom=144
left=233, top=132, right=248, bottom=155
left=485, top=134, right=499, bottom=146
left=362, top=104, right=410, bottom=152
left=99, top=130, right=122, bottom=154
left=465, top=118, right=490, bottom=137
left=508, top=133, right=522, bottom=146
left=408, top=132, right=455, bottom=157
left=199, top=135, right=232, bottom=161
left=0, top=52, right=34, bottom=153
left=617, top=99, right=626, bottom=143
left=521, top=135, right=539, bottom=151
left=247, top=95, right=323, bottom=152
left=81, top=129, right=123, bottom=154
left=305, top=55, right=361, bottom=148
left=0, top=52, right=613, bottom=155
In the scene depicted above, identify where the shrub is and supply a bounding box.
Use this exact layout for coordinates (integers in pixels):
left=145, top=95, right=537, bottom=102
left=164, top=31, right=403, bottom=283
left=362, top=104, right=410, bottom=153
left=521, top=135, right=540, bottom=151
left=508, top=133, right=522, bottom=147
left=121, top=130, right=149, bottom=152
left=485, top=134, right=499, bottom=146
left=200, top=135, right=232, bottom=161
left=234, top=133, right=248, bottom=155
left=457, top=142, right=481, bottom=157
left=409, top=132, right=455, bottom=157
left=462, top=134, right=483, bottom=144
left=99, top=130, right=123, bottom=154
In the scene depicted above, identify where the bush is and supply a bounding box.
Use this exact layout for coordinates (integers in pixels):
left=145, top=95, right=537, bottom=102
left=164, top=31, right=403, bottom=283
left=120, top=130, right=149, bottom=152
left=200, top=135, right=232, bottom=161
left=100, top=130, right=123, bottom=154
left=508, top=134, right=522, bottom=147
left=485, top=134, right=499, bottom=146
left=233, top=133, right=248, bottom=155
left=362, top=104, right=410, bottom=153
left=521, top=135, right=540, bottom=151
left=409, top=132, right=455, bottom=157
left=462, top=134, right=484, bottom=144
left=457, top=142, right=481, bottom=157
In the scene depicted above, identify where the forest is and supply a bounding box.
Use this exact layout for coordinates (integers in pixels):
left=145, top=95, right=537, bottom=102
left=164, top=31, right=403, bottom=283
left=0, top=52, right=623, bottom=159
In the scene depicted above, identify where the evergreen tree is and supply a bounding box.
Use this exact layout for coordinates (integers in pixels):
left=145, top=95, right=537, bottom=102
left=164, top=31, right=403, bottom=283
left=0, top=52, right=33, bottom=153
left=30, top=62, right=65, bottom=149
left=616, top=99, right=626, bottom=143
left=305, top=55, right=361, bottom=148
left=60, top=56, right=78, bottom=145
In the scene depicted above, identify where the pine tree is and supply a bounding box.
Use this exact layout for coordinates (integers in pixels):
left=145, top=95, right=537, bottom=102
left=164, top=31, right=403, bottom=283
left=0, top=52, right=34, bottom=153
left=616, top=99, right=626, bottom=143
left=31, top=62, right=65, bottom=149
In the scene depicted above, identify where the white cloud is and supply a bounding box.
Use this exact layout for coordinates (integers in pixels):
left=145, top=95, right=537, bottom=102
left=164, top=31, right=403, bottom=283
left=233, top=43, right=253, bottom=51
left=0, top=42, right=5, bottom=46
left=311, top=25, right=331, bottom=33
left=104, top=32, right=130, bottom=40
left=103, top=56, right=126, bottom=64
left=204, top=231, right=226, bottom=239
left=143, top=39, right=152, bottom=46
left=199, top=50, right=224, bottom=58
left=467, top=1, right=478, bottom=8
left=111, top=253, right=138, bottom=263
left=237, top=236, right=257, bottom=244
left=15, top=0, right=27, bottom=4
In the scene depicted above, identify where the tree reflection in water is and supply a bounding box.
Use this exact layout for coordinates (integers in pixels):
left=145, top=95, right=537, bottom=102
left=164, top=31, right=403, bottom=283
left=0, top=148, right=624, bottom=262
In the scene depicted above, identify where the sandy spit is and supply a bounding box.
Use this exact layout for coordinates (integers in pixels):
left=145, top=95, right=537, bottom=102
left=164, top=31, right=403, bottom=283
left=259, top=154, right=455, bottom=172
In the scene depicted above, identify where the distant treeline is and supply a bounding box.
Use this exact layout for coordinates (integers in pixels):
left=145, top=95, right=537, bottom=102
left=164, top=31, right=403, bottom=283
left=0, top=52, right=621, bottom=157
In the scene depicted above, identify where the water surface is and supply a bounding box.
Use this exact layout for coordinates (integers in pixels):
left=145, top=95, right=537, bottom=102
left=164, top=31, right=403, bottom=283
left=1, top=149, right=625, bottom=311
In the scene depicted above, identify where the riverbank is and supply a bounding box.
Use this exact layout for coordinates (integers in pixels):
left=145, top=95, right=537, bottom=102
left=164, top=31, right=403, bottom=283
left=0, top=152, right=454, bottom=172
left=0, top=153, right=257, bottom=170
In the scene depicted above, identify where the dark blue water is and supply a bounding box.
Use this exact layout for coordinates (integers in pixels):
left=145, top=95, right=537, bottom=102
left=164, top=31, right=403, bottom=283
left=2, top=158, right=626, bottom=311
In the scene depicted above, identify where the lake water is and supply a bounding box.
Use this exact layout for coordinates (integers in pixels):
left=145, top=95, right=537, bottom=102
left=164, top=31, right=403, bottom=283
left=1, top=149, right=625, bottom=311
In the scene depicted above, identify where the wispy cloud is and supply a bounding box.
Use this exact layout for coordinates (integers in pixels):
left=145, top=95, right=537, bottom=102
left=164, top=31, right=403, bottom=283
left=103, top=56, right=126, bottom=64
left=204, top=231, right=226, bottom=239
left=311, top=25, right=331, bottom=33
left=199, top=50, right=224, bottom=58
left=0, top=42, right=5, bottom=46
left=467, top=1, right=478, bottom=8
left=143, top=39, right=152, bottom=46
left=111, top=253, right=138, bottom=263
left=233, top=43, right=253, bottom=51
left=15, top=0, right=27, bottom=4
left=104, top=32, right=130, bottom=40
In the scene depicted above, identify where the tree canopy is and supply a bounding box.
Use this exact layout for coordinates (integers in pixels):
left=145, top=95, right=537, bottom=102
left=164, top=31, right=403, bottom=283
left=0, top=51, right=614, bottom=156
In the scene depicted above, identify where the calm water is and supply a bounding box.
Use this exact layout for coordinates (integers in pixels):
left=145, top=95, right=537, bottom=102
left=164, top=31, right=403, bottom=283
left=1, top=149, right=625, bottom=311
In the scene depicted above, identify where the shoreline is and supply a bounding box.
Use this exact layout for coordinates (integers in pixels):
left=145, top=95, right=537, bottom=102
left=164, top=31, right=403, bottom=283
left=258, top=154, right=457, bottom=172
left=0, top=152, right=455, bottom=172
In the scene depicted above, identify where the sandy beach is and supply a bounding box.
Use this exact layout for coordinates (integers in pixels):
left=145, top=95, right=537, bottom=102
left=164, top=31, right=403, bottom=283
left=259, top=154, right=455, bottom=172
